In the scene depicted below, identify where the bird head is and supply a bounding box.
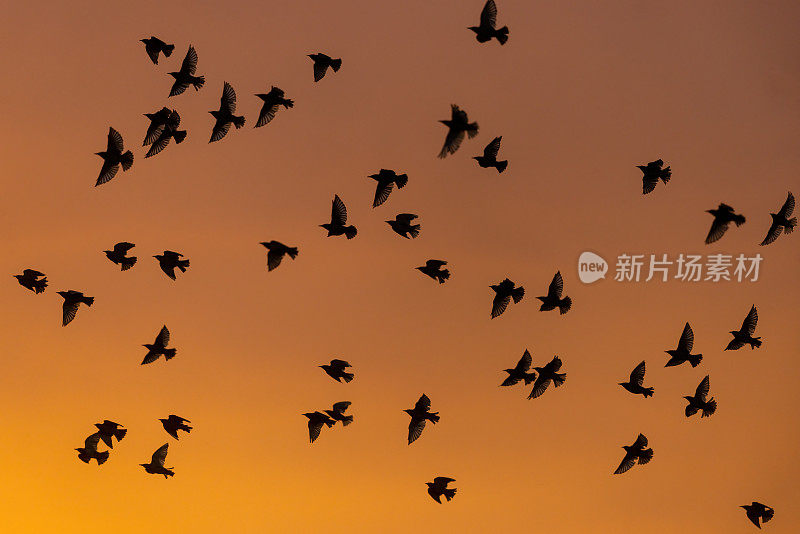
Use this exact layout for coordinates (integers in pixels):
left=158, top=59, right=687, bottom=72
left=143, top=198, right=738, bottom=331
left=139, top=39, right=148, bottom=44
left=153, top=254, right=162, bottom=260
left=439, top=120, right=453, bottom=126
left=95, top=151, right=106, bottom=158
left=12, top=274, right=21, bottom=280
left=617, top=382, right=626, bottom=387
left=168, top=72, right=179, bottom=79
left=56, top=291, right=68, bottom=298
left=403, top=409, right=414, bottom=416
left=683, top=395, right=694, bottom=402
left=467, top=26, right=479, bottom=33
left=425, top=482, right=434, bottom=488
left=255, top=93, right=267, bottom=100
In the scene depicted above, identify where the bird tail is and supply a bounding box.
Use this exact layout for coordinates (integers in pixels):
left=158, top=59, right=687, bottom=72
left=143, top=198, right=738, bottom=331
left=177, top=259, right=190, bottom=272
left=341, top=372, right=354, bottom=383
left=97, top=451, right=110, bottom=465
left=330, top=58, right=342, bottom=72
left=34, top=278, right=48, bottom=293
left=552, top=372, right=566, bottom=388
left=733, top=214, right=746, bottom=226
left=287, top=247, right=299, bottom=259
left=120, top=151, right=134, bottom=171
left=283, top=99, right=295, bottom=109
left=342, top=415, right=354, bottom=426
left=428, top=412, right=440, bottom=424
left=114, top=428, right=128, bottom=441
left=511, top=287, right=525, bottom=303
left=660, top=167, right=672, bottom=183
left=750, top=337, right=762, bottom=348
left=702, top=399, right=717, bottom=417
left=437, top=270, right=450, bottom=284
left=163, top=44, right=175, bottom=57
left=396, top=174, right=409, bottom=189
left=688, top=353, right=703, bottom=367
left=466, top=122, right=479, bottom=138
left=82, top=296, right=95, bottom=307
left=495, top=26, right=509, bottom=45
left=443, top=488, right=457, bottom=501
left=496, top=160, right=508, bottom=173
left=192, top=76, right=205, bottom=91
left=164, top=348, right=177, bottom=361
left=163, top=469, right=175, bottom=478
left=409, top=224, right=421, bottom=239
left=344, top=226, right=358, bottom=239
left=785, top=217, right=797, bottom=233
left=559, top=297, right=572, bottom=315
left=642, top=387, right=654, bottom=398
left=173, top=130, right=187, bottom=144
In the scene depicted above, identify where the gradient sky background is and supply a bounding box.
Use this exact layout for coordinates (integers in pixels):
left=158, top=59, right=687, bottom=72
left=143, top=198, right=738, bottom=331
left=1, top=1, right=799, bottom=532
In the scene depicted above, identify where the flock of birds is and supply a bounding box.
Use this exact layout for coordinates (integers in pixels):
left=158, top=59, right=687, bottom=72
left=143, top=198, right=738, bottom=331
left=12, top=0, right=793, bottom=526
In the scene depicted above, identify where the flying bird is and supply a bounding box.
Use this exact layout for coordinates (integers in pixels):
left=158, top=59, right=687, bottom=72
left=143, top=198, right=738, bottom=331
left=613, top=433, right=654, bottom=474
left=684, top=375, right=717, bottom=418
left=254, top=86, right=294, bottom=127
left=528, top=356, right=566, bottom=399
left=142, top=107, right=173, bottom=146
left=741, top=502, right=774, bottom=529
left=759, top=191, right=796, bottom=246
left=324, top=401, right=354, bottom=426
left=104, top=242, right=137, bottom=271
left=619, top=361, right=654, bottom=398
left=209, top=82, right=246, bottom=142
left=145, top=109, right=186, bottom=158
left=154, top=250, right=190, bottom=280
left=308, top=53, right=342, bottom=82
left=405, top=394, right=440, bottom=445
left=75, top=433, right=109, bottom=465
left=141, top=443, right=174, bottom=478
left=473, top=136, right=508, bottom=173
left=705, top=203, right=746, bottom=244
left=468, top=0, right=509, bottom=44
left=500, top=349, right=536, bottom=387
left=638, top=159, right=671, bottom=195
left=160, top=415, right=192, bottom=440
left=416, top=260, right=450, bottom=284
left=665, top=322, right=702, bottom=368
left=490, top=278, right=524, bottom=318
left=260, top=241, right=299, bottom=271
left=386, top=213, right=420, bottom=239
left=320, top=195, right=357, bottom=239
left=369, top=169, right=408, bottom=207
left=536, top=271, right=572, bottom=315
left=14, top=269, right=47, bottom=294
left=438, top=105, right=479, bottom=158
left=168, top=45, right=205, bottom=96
left=94, top=420, right=127, bottom=448
left=140, top=36, right=174, bottom=64
left=303, top=411, right=336, bottom=443
left=725, top=305, right=762, bottom=350
left=142, top=326, right=176, bottom=365
left=427, top=477, right=457, bottom=504
left=57, top=290, right=94, bottom=326
left=320, top=359, right=354, bottom=383
left=95, top=127, right=133, bottom=186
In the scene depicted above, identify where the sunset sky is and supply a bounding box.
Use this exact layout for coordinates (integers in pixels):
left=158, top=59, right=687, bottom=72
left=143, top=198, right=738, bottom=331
left=1, top=0, right=799, bottom=532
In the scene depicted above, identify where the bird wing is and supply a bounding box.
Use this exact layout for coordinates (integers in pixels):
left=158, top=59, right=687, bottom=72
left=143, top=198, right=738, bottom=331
left=778, top=191, right=795, bottom=218
left=169, top=415, right=190, bottom=423
left=210, top=119, right=232, bottom=143
left=547, top=356, right=563, bottom=372
left=395, top=213, right=418, bottom=224
left=141, top=350, right=160, bottom=365
left=330, top=359, right=350, bottom=368
left=221, top=82, right=237, bottom=114
left=408, top=418, right=426, bottom=444
left=113, top=242, right=135, bottom=254
left=84, top=432, right=102, bottom=450
left=181, top=46, right=198, bottom=75
left=439, top=127, right=465, bottom=158
left=695, top=375, right=710, bottom=401
left=169, top=79, right=190, bottom=97
left=517, top=350, right=532, bottom=372
left=426, top=259, right=447, bottom=269
left=633, top=433, right=648, bottom=449
left=62, top=300, right=79, bottom=326
left=312, top=59, right=328, bottom=82
left=614, top=450, right=637, bottom=474
left=759, top=220, right=783, bottom=246
left=677, top=322, right=694, bottom=352
left=23, top=269, right=44, bottom=277
left=144, top=121, right=166, bottom=146
left=705, top=218, right=730, bottom=244
left=159, top=262, right=177, bottom=280
left=433, top=476, right=455, bottom=486
left=500, top=374, right=521, bottom=387
left=96, top=160, right=119, bottom=186
left=741, top=305, right=758, bottom=335
left=307, top=419, right=324, bottom=442
left=332, top=401, right=351, bottom=413
left=107, top=127, right=124, bottom=153
left=630, top=361, right=646, bottom=386
left=256, top=101, right=279, bottom=128
left=528, top=376, right=551, bottom=399
left=725, top=339, right=745, bottom=351
left=483, top=136, right=501, bottom=159
left=266, top=249, right=284, bottom=271
left=642, top=175, right=658, bottom=195
left=491, top=294, right=511, bottom=318
left=414, top=394, right=431, bottom=412
left=480, top=0, right=498, bottom=28
left=151, top=443, right=169, bottom=466
left=373, top=180, right=393, bottom=208
left=548, top=271, right=564, bottom=299
left=145, top=130, right=172, bottom=157
left=155, top=325, right=170, bottom=347
left=166, top=110, right=181, bottom=128
left=144, top=40, right=160, bottom=64
left=331, top=194, right=348, bottom=226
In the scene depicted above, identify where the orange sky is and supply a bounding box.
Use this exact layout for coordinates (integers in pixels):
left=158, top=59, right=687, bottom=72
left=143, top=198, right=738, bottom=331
left=1, top=1, right=799, bottom=532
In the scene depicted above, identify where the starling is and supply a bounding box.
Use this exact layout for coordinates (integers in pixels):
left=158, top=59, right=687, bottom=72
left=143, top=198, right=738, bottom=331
left=638, top=159, right=671, bottom=194
left=75, top=433, right=109, bottom=465
left=490, top=278, right=524, bottom=318
left=13, top=269, right=47, bottom=294
left=303, top=411, right=336, bottom=443
left=143, top=107, right=173, bottom=146
left=168, top=45, right=205, bottom=97
left=405, top=394, right=440, bottom=445
left=57, top=290, right=94, bottom=326
left=619, top=361, right=654, bottom=398
left=154, top=250, right=190, bottom=280
left=142, top=326, right=176, bottom=365
left=320, top=359, right=354, bottom=383
left=308, top=53, right=342, bottom=82
left=260, top=241, right=299, bottom=271
left=104, top=242, right=137, bottom=271
left=320, top=195, right=357, bottom=239
left=369, top=169, right=408, bottom=208
left=160, top=415, right=192, bottom=440
left=141, top=443, right=174, bottom=478
left=684, top=375, right=717, bottom=418
left=705, top=203, right=746, bottom=244
left=438, top=104, right=479, bottom=158
left=725, top=305, right=762, bottom=350
left=528, top=356, right=566, bottom=399
left=94, top=420, right=127, bottom=448
left=536, top=271, right=572, bottom=315
left=427, top=477, right=457, bottom=503
left=500, top=349, right=536, bottom=387
left=473, top=136, right=508, bottom=173
left=741, top=502, right=774, bottom=529
left=665, top=322, right=702, bottom=368
left=140, top=36, right=174, bottom=64
left=468, top=0, right=509, bottom=44
left=324, top=401, right=354, bottom=426
left=613, top=433, right=654, bottom=474
left=386, top=214, right=420, bottom=239
left=254, top=86, right=294, bottom=127
left=759, top=191, right=796, bottom=246
left=145, top=109, right=186, bottom=158
left=416, top=260, right=449, bottom=284
left=209, top=82, right=246, bottom=142
left=95, top=127, right=133, bottom=186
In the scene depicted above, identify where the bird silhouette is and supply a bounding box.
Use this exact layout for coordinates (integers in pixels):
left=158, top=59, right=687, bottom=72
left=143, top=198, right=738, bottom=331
left=308, top=53, right=342, bottom=82
left=665, top=322, right=702, bottom=368
left=168, top=45, right=205, bottom=97
left=320, top=195, right=357, bottom=239
left=536, top=271, right=572, bottom=315
left=369, top=169, right=408, bottom=207
left=741, top=502, right=774, bottom=529
left=14, top=269, right=47, bottom=294
left=254, top=86, right=294, bottom=127
left=95, top=127, right=133, bottom=186
left=154, top=250, right=190, bottom=280
left=324, top=401, right=354, bottom=426
left=427, top=477, right=457, bottom=503
left=160, top=415, right=192, bottom=439
left=140, top=36, right=174, bottom=64
left=490, top=278, right=524, bottom=318
left=386, top=214, right=420, bottom=239
left=473, top=136, right=508, bottom=173
left=614, top=433, right=654, bottom=474
left=104, top=242, right=137, bottom=271
left=684, top=375, right=717, bottom=418
left=209, top=82, right=246, bottom=142
left=500, top=349, right=537, bottom=387
left=619, top=361, right=654, bottom=398
left=57, top=290, right=94, bottom=326
left=438, top=105, right=479, bottom=158
left=303, top=411, right=336, bottom=443
left=759, top=191, right=796, bottom=246
left=141, top=443, right=174, bottom=478
left=146, top=109, right=186, bottom=158
left=320, top=359, right=354, bottom=383
left=405, top=394, right=440, bottom=445
left=528, top=356, right=566, bottom=399
left=638, top=159, right=671, bottom=194
left=725, top=305, right=762, bottom=350
left=705, top=203, right=746, bottom=244
left=468, top=0, right=509, bottom=44
left=143, top=107, right=173, bottom=146
left=94, top=420, right=127, bottom=448
left=260, top=241, right=299, bottom=271
left=75, top=433, right=109, bottom=465
left=416, top=260, right=450, bottom=284
left=142, top=326, right=176, bottom=365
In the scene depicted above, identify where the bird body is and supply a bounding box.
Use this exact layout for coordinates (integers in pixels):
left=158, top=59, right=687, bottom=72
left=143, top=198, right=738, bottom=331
left=468, top=1, right=509, bottom=44
left=141, top=36, right=174, bottom=64
left=104, top=242, right=137, bottom=271
left=405, top=394, right=439, bottom=445
left=154, top=250, right=190, bottom=280
left=705, top=203, right=746, bottom=244
left=142, top=326, right=176, bottom=365
left=684, top=375, right=717, bottom=418
left=665, top=322, right=702, bottom=367
left=320, top=359, right=354, bottom=383
left=528, top=356, right=566, bottom=399
left=255, top=86, right=294, bottom=127
left=416, top=260, right=449, bottom=284
left=320, top=195, right=357, bottom=238
left=490, top=278, right=524, bottom=318
left=141, top=443, right=174, bottom=478
left=369, top=169, right=408, bottom=207
left=427, top=477, right=457, bottom=503
left=536, top=271, right=571, bottom=314
left=619, top=361, right=654, bottom=398
left=308, top=53, right=342, bottom=82
left=473, top=136, right=508, bottom=172
left=14, top=269, right=47, bottom=294
left=760, top=191, right=795, bottom=246
left=638, top=159, right=671, bottom=194
left=500, top=349, right=537, bottom=387
left=95, top=127, right=133, bottom=186
left=57, top=290, right=94, bottom=326
left=438, top=105, right=478, bottom=158
left=614, top=433, right=653, bottom=474
left=160, top=415, right=192, bottom=439
left=169, top=45, right=205, bottom=96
